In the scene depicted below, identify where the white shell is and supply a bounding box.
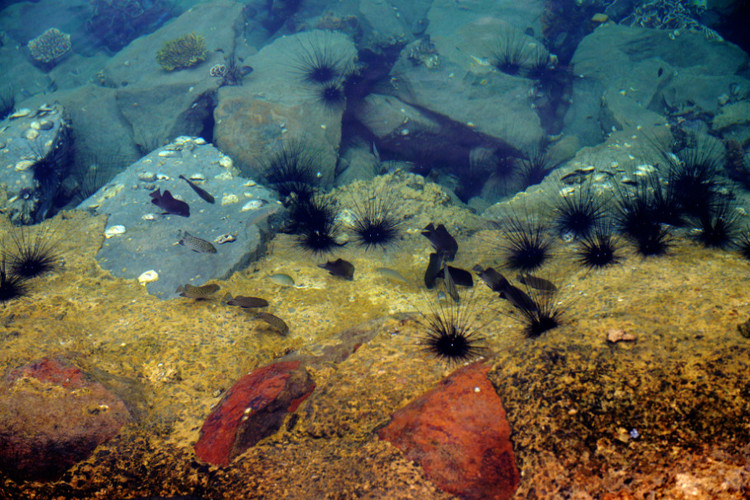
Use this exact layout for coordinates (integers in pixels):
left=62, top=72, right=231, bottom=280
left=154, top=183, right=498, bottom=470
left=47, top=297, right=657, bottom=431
left=30, top=121, right=41, bottom=130
left=187, top=172, right=205, bottom=181
left=241, top=200, right=265, bottom=211
left=213, top=233, right=236, bottom=244
left=142, top=213, right=157, bottom=221
left=104, top=225, right=126, bottom=238
left=9, top=108, right=31, bottom=119
left=138, top=270, right=159, bottom=285
left=194, top=137, right=207, bottom=145
left=138, top=172, right=157, bottom=182
left=244, top=180, right=257, bottom=187
left=221, top=194, right=239, bottom=205
left=219, top=155, right=233, bottom=169
left=24, top=129, right=39, bottom=140
left=15, top=160, right=35, bottom=171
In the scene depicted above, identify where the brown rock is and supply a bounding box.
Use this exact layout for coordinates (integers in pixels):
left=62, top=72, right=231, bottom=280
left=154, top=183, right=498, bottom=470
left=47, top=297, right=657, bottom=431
left=0, top=357, right=131, bottom=481
left=194, top=360, right=315, bottom=466
left=378, top=362, right=519, bottom=500
left=607, top=328, right=637, bottom=343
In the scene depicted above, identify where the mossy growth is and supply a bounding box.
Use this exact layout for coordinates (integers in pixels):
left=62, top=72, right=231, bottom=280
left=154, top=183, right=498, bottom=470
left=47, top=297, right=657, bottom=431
left=156, top=32, right=207, bottom=71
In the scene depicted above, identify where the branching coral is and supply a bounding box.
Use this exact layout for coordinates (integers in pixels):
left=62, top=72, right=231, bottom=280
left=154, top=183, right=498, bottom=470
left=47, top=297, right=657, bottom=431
left=156, top=32, right=207, bottom=71
left=620, top=0, right=721, bottom=40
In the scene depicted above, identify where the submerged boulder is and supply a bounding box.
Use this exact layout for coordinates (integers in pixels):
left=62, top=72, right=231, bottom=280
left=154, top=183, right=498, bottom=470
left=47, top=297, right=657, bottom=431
left=79, top=136, right=280, bottom=299
left=194, top=360, right=315, bottom=466
left=378, top=362, right=520, bottom=500
left=0, top=357, right=132, bottom=481
left=0, top=102, right=71, bottom=224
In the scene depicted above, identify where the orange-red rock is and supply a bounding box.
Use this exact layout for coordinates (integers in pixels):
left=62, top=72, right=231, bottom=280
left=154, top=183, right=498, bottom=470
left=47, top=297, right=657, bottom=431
left=194, top=360, right=315, bottom=466
left=0, top=357, right=132, bottom=481
left=378, top=362, right=519, bottom=500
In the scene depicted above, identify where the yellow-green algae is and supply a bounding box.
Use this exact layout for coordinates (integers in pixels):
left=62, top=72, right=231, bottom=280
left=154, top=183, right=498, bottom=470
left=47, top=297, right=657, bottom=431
left=156, top=32, right=207, bottom=72
left=1, top=173, right=749, bottom=498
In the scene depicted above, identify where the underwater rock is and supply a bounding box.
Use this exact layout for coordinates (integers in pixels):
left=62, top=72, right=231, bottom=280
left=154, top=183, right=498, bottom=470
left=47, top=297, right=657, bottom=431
left=0, top=102, right=71, bottom=224
left=565, top=23, right=749, bottom=146
left=80, top=136, right=279, bottom=299
left=213, top=29, right=357, bottom=181
left=0, top=357, right=131, bottom=481
left=378, top=362, right=519, bottom=500
left=194, top=361, right=315, bottom=466
left=99, top=1, right=244, bottom=150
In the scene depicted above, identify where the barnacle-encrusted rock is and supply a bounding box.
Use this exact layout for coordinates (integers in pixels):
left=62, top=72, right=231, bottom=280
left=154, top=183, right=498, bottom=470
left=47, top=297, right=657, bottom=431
left=156, top=32, right=207, bottom=71
left=27, top=27, right=71, bottom=65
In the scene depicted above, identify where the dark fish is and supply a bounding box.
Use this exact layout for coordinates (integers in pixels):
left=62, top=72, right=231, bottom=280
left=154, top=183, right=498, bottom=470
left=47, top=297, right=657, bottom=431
left=443, top=264, right=460, bottom=302
left=473, top=265, right=510, bottom=292
left=222, top=292, right=268, bottom=308
left=253, top=312, right=289, bottom=336
left=318, top=258, right=354, bottom=280
left=517, top=273, right=557, bottom=292
left=438, top=265, right=473, bottom=287
left=179, top=175, right=215, bottom=203
left=424, top=252, right=443, bottom=289
left=150, top=189, right=190, bottom=217
left=500, top=285, right=537, bottom=312
left=176, top=283, right=220, bottom=299
left=657, top=67, right=663, bottom=77
left=179, top=231, right=217, bottom=254
left=421, top=223, right=458, bottom=261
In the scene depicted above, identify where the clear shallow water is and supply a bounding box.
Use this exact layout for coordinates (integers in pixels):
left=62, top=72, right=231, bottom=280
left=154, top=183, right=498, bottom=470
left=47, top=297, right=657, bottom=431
left=1, top=0, right=749, bottom=498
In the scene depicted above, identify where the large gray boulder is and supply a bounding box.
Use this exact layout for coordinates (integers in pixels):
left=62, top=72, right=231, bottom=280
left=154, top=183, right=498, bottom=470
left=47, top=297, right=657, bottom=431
left=564, top=23, right=750, bottom=146
left=213, top=29, right=358, bottom=184
left=79, top=136, right=280, bottom=299
left=99, top=1, right=246, bottom=152
left=0, top=103, right=71, bottom=224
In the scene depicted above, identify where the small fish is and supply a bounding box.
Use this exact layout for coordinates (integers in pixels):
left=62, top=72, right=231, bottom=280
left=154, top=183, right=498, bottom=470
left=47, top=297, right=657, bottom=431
left=421, top=223, right=458, bottom=261
left=657, top=67, right=663, bottom=77
left=375, top=267, right=408, bottom=284
left=253, top=312, right=289, bottom=336
left=318, top=258, right=355, bottom=280
left=517, top=273, right=557, bottom=292
left=474, top=265, right=510, bottom=292
left=500, top=285, right=537, bottom=312
left=222, top=292, right=268, bottom=308
left=176, top=283, right=220, bottom=299
left=443, top=264, right=460, bottom=302
left=150, top=189, right=190, bottom=217
left=179, top=231, right=217, bottom=254
left=179, top=175, right=215, bottom=203
left=438, top=265, right=473, bottom=287
left=424, top=252, right=443, bottom=289
left=269, top=273, right=295, bottom=286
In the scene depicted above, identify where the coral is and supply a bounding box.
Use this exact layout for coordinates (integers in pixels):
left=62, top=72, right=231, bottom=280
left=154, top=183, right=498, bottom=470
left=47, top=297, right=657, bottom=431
left=27, top=28, right=71, bottom=65
left=620, top=0, right=722, bottom=40
left=156, top=32, right=207, bottom=72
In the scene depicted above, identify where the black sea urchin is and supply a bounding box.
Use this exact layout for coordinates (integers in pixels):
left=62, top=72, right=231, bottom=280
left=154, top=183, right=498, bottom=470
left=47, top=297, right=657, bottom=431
left=8, top=226, right=61, bottom=279
left=514, top=284, right=565, bottom=338
left=0, top=258, right=27, bottom=303
left=264, top=140, right=322, bottom=201
left=552, top=182, right=607, bottom=239
left=502, top=214, right=552, bottom=272
left=692, top=198, right=740, bottom=249
left=350, top=192, right=402, bottom=250
left=420, top=297, right=486, bottom=365
left=576, top=224, right=621, bottom=269
left=286, top=193, right=342, bottom=254
left=293, top=32, right=349, bottom=85
left=490, top=29, right=529, bottom=76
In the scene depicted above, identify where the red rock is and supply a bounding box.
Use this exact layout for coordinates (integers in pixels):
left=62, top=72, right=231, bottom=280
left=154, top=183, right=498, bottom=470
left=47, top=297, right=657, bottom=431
left=194, top=360, right=315, bottom=466
left=378, top=362, right=519, bottom=500
left=0, top=357, right=132, bottom=481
